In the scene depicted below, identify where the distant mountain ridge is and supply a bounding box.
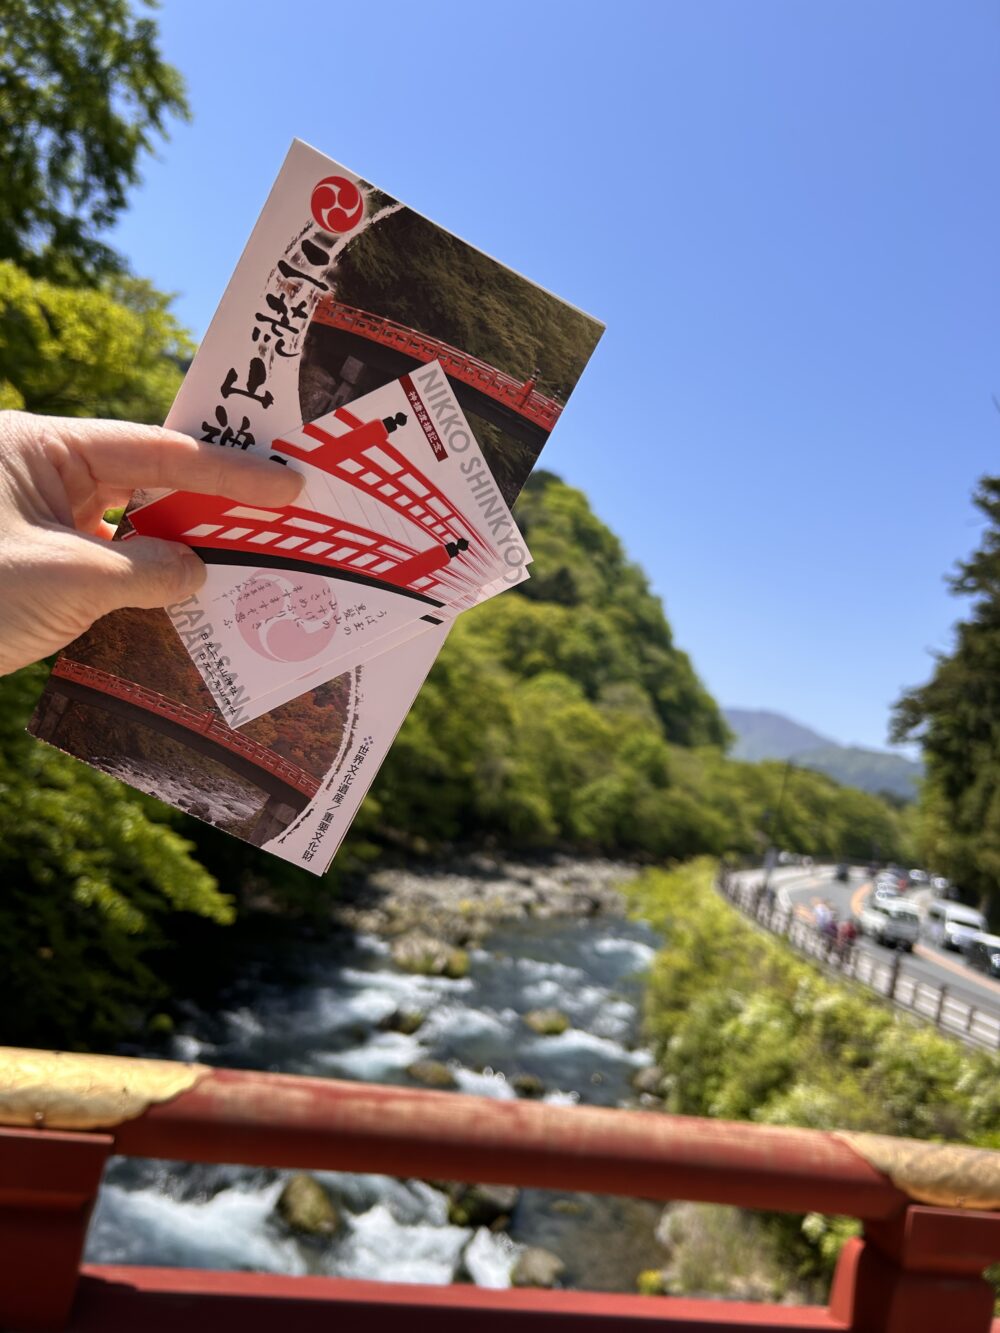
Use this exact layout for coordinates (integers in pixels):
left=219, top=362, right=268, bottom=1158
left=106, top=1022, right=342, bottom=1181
left=723, top=707, right=922, bottom=802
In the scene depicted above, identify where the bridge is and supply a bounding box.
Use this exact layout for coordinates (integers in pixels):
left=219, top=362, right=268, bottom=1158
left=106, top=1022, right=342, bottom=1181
left=37, top=660, right=320, bottom=845
left=128, top=404, right=491, bottom=608
left=309, top=301, right=563, bottom=450
left=3, top=1047, right=1000, bottom=1331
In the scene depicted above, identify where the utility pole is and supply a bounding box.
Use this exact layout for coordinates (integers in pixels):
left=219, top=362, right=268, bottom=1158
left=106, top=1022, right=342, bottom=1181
left=762, top=759, right=794, bottom=891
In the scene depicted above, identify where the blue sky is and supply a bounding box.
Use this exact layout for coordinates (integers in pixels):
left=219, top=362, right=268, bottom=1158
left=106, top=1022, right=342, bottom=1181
left=111, top=0, right=1000, bottom=751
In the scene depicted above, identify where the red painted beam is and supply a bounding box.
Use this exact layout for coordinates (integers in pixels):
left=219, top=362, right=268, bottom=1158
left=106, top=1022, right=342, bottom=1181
left=0, top=1128, right=111, bottom=1330
left=113, top=1069, right=909, bottom=1221
left=71, top=1267, right=850, bottom=1332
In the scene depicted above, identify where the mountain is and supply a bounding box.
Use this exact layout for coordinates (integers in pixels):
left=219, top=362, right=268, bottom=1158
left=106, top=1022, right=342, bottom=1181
left=723, top=708, right=832, bottom=762
left=723, top=708, right=922, bottom=802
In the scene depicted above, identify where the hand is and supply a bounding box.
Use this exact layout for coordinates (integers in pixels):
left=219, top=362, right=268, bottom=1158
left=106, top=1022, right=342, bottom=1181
left=0, top=411, right=303, bottom=676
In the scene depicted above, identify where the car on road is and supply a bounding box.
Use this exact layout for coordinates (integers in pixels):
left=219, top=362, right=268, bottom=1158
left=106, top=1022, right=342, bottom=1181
left=908, top=869, right=929, bottom=886
left=872, top=881, right=900, bottom=907
left=858, top=897, right=920, bottom=950
left=966, top=933, right=1000, bottom=979
left=834, top=864, right=850, bottom=882
left=923, top=900, right=988, bottom=953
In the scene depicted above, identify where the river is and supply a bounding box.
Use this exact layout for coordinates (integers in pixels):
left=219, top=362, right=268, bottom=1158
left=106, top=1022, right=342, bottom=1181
left=85, top=864, right=670, bottom=1292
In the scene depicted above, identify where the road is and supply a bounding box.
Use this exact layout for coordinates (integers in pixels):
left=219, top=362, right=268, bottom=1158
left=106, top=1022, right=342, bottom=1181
left=766, top=864, right=1000, bottom=1015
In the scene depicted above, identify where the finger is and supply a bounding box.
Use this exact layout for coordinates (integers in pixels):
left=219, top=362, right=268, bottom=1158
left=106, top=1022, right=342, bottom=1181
left=50, top=417, right=303, bottom=507
left=71, top=533, right=209, bottom=616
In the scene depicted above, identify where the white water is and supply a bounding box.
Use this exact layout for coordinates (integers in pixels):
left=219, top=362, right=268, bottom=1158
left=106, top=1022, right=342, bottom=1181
left=86, top=908, right=663, bottom=1290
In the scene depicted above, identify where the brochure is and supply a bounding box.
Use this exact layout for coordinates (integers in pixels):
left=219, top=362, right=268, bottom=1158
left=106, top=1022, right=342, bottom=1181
left=125, top=364, right=532, bottom=725
left=29, top=139, right=603, bottom=873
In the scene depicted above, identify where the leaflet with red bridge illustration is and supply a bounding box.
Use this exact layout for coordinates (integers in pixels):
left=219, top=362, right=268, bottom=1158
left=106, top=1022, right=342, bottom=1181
left=126, top=365, right=531, bottom=726
left=28, top=138, right=603, bottom=874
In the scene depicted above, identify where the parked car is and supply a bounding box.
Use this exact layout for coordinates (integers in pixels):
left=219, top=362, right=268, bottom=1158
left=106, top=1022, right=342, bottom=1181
left=858, top=898, right=920, bottom=950
left=908, top=869, right=929, bottom=887
left=923, top=900, right=988, bottom=952
left=966, top=933, right=1000, bottom=979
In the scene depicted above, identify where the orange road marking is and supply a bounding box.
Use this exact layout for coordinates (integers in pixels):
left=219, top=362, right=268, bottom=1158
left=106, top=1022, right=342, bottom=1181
left=850, top=881, right=871, bottom=917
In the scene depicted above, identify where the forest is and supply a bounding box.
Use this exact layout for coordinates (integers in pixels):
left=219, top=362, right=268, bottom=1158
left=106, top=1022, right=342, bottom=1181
left=2, top=1, right=997, bottom=1060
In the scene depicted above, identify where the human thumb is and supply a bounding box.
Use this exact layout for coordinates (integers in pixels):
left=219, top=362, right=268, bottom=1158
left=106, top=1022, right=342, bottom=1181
left=75, top=533, right=208, bottom=616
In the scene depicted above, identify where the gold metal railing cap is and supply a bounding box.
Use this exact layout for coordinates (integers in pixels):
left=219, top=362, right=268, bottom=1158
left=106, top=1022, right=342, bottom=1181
left=0, top=1046, right=207, bottom=1131
left=837, top=1130, right=1000, bottom=1210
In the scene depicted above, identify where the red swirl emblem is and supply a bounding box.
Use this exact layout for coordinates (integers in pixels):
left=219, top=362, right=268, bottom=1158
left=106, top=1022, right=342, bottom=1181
left=310, top=175, right=365, bottom=233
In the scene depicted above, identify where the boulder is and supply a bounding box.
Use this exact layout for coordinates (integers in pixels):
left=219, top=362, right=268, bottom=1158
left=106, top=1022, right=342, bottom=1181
left=407, top=1059, right=457, bottom=1089
left=447, top=1183, right=520, bottom=1228
left=511, top=1072, right=545, bottom=1099
left=378, top=1008, right=426, bottom=1036
left=275, top=1173, right=340, bottom=1237
left=511, top=1246, right=566, bottom=1289
left=391, top=933, right=470, bottom=979
left=631, top=1066, right=666, bottom=1098
left=523, top=1009, right=570, bottom=1037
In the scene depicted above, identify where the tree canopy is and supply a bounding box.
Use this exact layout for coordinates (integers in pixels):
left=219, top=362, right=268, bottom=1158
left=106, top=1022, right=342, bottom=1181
left=0, top=260, right=193, bottom=418
left=0, top=0, right=188, bottom=282
left=893, top=476, right=1000, bottom=907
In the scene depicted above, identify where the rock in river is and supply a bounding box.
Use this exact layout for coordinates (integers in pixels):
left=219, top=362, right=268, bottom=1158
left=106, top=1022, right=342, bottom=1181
left=378, top=1007, right=426, bottom=1035
left=275, top=1172, right=340, bottom=1236
left=391, top=932, right=470, bottom=979
left=511, top=1072, right=546, bottom=1099
left=512, top=1246, right=566, bottom=1288
left=523, top=1008, right=570, bottom=1036
left=407, top=1059, right=458, bottom=1089
left=447, top=1183, right=521, bottom=1229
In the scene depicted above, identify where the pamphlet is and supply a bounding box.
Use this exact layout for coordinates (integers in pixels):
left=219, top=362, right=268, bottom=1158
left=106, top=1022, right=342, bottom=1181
left=126, top=364, right=532, bottom=725
left=29, top=139, right=603, bottom=873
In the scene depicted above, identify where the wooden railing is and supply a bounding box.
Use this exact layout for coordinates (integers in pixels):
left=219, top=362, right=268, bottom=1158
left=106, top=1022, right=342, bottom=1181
left=720, top=872, right=1000, bottom=1052
left=2, top=1047, right=1000, bottom=1330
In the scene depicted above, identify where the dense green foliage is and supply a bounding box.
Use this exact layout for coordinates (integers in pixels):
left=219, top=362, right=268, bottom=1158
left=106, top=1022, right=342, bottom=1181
left=0, top=260, right=193, bottom=417
left=0, top=0, right=188, bottom=282
left=359, top=473, right=909, bottom=865
left=0, top=665, right=232, bottom=1046
left=0, top=0, right=909, bottom=1047
left=0, top=469, right=910, bottom=1044
left=334, top=215, right=599, bottom=403
left=626, top=861, right=1000, bottom=1287
left=893, top=477, right=1000, bottom=908
left=629, top=861, right=1000, bottom=1139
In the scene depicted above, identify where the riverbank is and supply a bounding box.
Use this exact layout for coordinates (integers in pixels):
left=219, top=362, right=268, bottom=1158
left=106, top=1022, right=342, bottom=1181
left=622, top=858, right=1000, bottom=1294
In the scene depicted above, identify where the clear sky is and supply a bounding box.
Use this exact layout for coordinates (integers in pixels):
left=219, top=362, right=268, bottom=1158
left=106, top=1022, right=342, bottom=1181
left=110, top=0, right=1000, bottom=752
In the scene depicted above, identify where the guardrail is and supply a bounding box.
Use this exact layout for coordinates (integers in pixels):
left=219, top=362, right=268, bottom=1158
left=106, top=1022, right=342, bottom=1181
left=720, top=873, right=1000, bottom=1052
left=2, top=1047, right=1000, bottom=1331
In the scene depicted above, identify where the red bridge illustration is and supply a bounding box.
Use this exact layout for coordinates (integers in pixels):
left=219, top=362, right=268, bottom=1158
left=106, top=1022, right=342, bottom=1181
left=128, top=405, right=494, bottom=610
left=36, top=659, right=320, bottom=845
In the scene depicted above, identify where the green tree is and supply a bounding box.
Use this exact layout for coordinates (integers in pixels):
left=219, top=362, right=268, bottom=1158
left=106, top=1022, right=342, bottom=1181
left=0, top=260, right=193, bottom=418
left=893, top=477, right=1000, bottom=907
left=0, top=665, right=232, bottom=1046
left=0, top=0, right=188, bottom=282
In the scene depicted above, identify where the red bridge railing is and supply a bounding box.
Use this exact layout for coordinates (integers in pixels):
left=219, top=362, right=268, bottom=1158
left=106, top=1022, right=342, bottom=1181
left=49, top=659, right=320, bottom=799
left=312, top=299, right=564, bottom=431
left=2, top=1048, right=1000, bottom=1331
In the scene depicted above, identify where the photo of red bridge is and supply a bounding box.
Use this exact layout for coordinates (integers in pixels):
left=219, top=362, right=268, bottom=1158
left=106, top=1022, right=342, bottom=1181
left=34, top=659, right=321, bottom=845
left=312, top=301, right=564, bottom=432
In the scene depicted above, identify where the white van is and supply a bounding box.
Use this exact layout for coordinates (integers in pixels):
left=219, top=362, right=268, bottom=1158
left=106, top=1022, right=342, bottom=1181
left=858, top=898, right=920, bottom=950
left=923, top=900, right=988, bottom=952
